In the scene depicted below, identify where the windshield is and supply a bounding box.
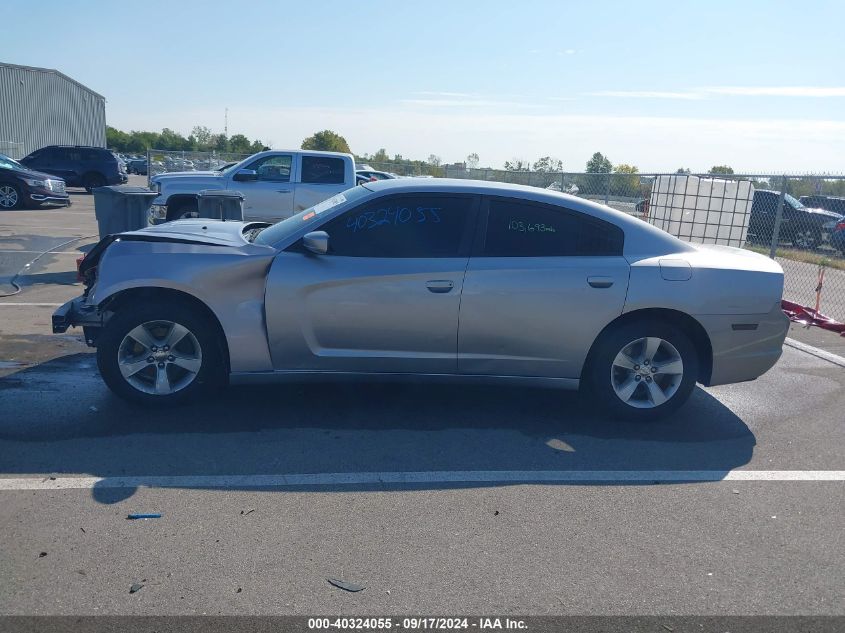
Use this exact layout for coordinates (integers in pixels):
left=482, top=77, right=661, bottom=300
left=254, top=186, right=372, bottom=246
left=0, top=154, right=24, bottom=170
left=785, top=193, right=804, bottom=209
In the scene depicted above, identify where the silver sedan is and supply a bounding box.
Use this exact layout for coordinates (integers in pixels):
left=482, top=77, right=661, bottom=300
left=53, top=179, right=789, bottom=421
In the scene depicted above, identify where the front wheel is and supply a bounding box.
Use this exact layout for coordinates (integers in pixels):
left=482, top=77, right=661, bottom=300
left=585, top=320, right=699, bottom=422
left=0, top=184, right=23, bottom=209
left=792, top=228, right=820, bottom=250
left=96, top=301, right=226, bottom=406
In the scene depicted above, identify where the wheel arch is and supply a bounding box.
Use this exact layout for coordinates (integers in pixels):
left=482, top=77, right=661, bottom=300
left=581, top=307, right=713, bottom=385
left=99, top=286, right=230, bottom=373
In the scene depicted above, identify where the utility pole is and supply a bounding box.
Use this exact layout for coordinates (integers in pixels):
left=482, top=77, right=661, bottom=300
left=224, top=108, right=228, bottom=137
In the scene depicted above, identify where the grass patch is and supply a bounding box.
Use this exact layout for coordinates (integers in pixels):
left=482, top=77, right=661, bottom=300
left=745, top=244, right=845, bottom=270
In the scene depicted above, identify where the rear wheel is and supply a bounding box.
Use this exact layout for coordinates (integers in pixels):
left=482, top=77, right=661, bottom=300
left=96, top=301, right=225, bottom=406
left=0, top=184, right=23, bottom=209
left=792, top=228, right=820, bottom=250
left=586, top=319, right=699, bottom=422
left=83, top=173, right=106, bottom=193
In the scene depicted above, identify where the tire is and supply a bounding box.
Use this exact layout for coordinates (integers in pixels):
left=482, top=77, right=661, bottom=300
left=0, top=183, right=23, bottom=210
left=792, top=228, right=820, bottom=250
left=83, top=173, right=106, bottom=193
left=585, top=319, right=699, bottom=422
left=166, top=200, right=199, bottom=221
left=96, top=300, right=226, bottom=406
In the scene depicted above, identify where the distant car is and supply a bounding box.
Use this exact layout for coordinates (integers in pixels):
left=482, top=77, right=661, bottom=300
left=748, top=190, right=842, bottom=249
left=20, top=145, right=127, bottom=192
left=356, top=169, right=398, bottom=181
left=830, top=219, right=845, bottom=256
left=799, top=195, right=845, bottom=216
left=53, top=179, right=788, bottom=421
left=127, top=159, right=148, bottom=175
left=0, top=153, right=70, bottom=209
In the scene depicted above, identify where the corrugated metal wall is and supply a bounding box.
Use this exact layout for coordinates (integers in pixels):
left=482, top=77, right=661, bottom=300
left=0, top=64, right=106, bottom=159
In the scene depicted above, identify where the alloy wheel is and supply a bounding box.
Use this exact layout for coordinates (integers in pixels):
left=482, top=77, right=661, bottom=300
left=0, top=185, right=19, bottom=208
left=610, top=336, right=684, bottom=409
left=793, top=230, right=817, bottom=249
left=117, top=320, right=203, bottom=395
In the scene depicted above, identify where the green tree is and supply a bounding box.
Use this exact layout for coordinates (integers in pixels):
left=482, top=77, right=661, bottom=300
left=466, top=153, right=480, bottom=169
left=612, top=163, right=640, bottom=196
left=585, top=152, right=612, bottom=173
left=191, top=126, right=214, bottom=150
left=583, top=152, right=613, bottom=195
left=504, top=158, right=530, bottom=171
left=708, top=165, right=734, bottom=175
left=676, top=167, right=691, bottom=174
left=427, top=154, right=442, bottom=167
left=301, top=130, right=352, bottom=153
left=228, top=134, right=252, bottom=154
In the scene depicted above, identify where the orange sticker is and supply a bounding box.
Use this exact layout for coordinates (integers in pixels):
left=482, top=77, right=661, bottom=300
left=302, top=212, right=315, bottom=221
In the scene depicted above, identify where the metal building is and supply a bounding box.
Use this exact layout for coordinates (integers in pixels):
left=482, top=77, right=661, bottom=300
left=0, top=62, right=106, bottom=159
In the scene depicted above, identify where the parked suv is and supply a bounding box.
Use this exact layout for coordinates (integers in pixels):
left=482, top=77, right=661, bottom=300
left=748, top=190, right=843, bottom=249
left=799, top=195, right=845, bottom=216
left=20, top=145, right=127, bottom=193
left=0, top=153, right=70, bottom=209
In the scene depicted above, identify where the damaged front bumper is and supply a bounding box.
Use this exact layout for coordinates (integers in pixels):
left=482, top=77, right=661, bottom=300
left=52, top=296, right=103, bottom=345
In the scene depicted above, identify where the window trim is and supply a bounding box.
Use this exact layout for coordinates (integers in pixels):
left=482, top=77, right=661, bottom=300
left=245, top=154, right=293, bottom=183
left=473, top=195, right=625, bottom=258
left=291, top=192, right=481, bottom=259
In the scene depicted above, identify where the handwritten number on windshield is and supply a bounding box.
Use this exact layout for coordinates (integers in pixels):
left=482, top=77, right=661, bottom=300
left=345, top=207, right=442, bottom=232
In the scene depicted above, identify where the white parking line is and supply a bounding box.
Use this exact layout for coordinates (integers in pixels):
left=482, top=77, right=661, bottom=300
left=785, top=337, right=845, bottom=368
left=0, top=302, right=64, bottom=307
left=0, top=470, right=843, bottom=491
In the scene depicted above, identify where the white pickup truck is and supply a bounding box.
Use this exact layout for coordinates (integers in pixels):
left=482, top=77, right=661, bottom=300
left=149, top=150, right=356, bottom=222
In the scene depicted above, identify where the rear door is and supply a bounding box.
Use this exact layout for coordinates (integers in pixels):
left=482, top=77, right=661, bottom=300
left=264, top=193, right=479, bottom=374
left=293, top=154, right=350, bottom=214
left=458, top=196, right=629, bottom=379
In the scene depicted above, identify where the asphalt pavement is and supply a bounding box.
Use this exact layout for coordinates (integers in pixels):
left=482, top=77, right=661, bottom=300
left=0, top=183, right=843, bottom=617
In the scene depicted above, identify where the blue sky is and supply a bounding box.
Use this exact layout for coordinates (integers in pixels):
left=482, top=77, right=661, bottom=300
left=5, top=0, right=845, bottom=171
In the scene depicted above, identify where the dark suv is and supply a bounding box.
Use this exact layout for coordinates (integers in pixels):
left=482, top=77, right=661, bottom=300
left=748, top=190, right=843, bottom=249
left=20, top=145, right=127, bottom=193
left=0, top=153, right=70, bottom=209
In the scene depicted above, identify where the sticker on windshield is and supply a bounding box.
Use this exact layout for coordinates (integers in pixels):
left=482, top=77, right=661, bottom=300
left=312, top=193, right=347, bottom=215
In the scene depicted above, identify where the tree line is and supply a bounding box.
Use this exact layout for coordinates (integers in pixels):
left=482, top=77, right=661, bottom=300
left=107, top=126, right=844, bottom=198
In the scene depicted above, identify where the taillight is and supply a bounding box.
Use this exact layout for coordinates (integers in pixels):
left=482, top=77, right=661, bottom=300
left=835, top=221, right=845, bottom=231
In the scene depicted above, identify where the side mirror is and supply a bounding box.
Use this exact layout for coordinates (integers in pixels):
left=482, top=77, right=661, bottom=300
left=302, top=231, right=329, bottom=255
left=233, top=169, right=258, bottom=182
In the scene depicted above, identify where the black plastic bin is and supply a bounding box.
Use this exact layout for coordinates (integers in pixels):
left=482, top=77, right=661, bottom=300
left=197, top=189, right=244, bottom=221
left=92, top=186, right=157, bottom=239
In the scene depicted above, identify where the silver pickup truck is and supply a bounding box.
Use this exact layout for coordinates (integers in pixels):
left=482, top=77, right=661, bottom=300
left=149, top=150, right=356, bottom=222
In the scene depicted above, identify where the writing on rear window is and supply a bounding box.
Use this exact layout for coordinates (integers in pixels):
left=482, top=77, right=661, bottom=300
left=508, top=219, right=557, bottom=233
left=345, top=206, right=442, bottom=232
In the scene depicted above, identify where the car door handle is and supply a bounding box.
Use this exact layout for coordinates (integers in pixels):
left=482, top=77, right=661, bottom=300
left=426, top=280, right=454, bottom=293
left=587, top=276, right=614, bottom=288
left=276, top=189, right=291, bottom=193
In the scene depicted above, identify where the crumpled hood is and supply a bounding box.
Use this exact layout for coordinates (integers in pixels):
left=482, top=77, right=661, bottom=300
left=119, top=219, right=258, bottom=247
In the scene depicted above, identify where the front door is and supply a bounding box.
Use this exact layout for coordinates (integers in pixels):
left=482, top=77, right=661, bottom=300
left=230, top=154, right=295, bottom=221
left=264, top=193, right=478, bottom=374
left=458, top=196, right=630, bottom=379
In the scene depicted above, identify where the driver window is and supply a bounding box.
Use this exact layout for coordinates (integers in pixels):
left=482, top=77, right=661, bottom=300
left=247, top=155, right=292, bottom=182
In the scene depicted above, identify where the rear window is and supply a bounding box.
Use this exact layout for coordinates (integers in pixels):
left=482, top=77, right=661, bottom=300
left=483, top=198, right=624, bottom=257
left=301, top=156, right=345, bottom=184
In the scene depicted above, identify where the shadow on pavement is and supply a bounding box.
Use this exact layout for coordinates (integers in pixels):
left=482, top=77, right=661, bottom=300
left=0, top=353, right=756, bottom=502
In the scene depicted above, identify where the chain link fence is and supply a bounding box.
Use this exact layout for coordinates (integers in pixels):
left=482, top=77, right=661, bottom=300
left=364, top=163, right=845, bottom=322
left=144, top=149, right=253, bottom=182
